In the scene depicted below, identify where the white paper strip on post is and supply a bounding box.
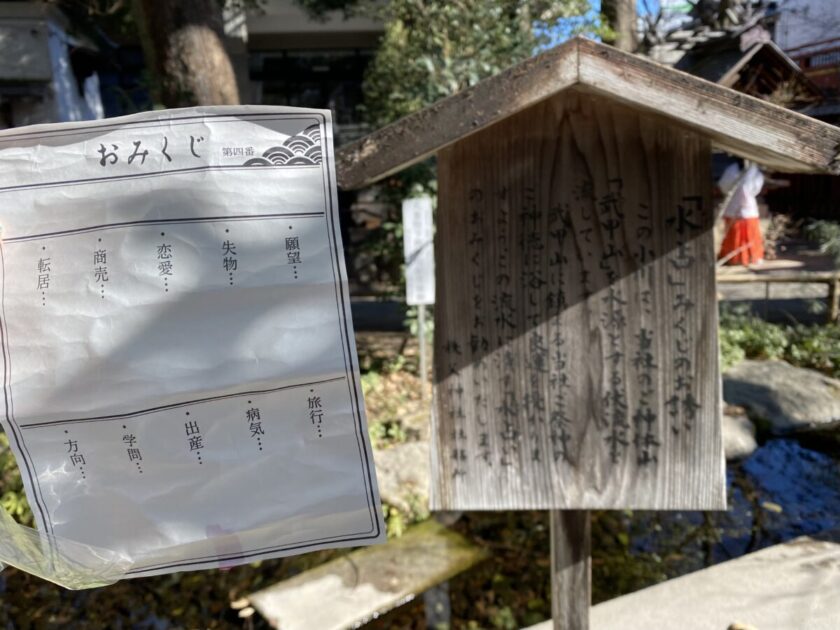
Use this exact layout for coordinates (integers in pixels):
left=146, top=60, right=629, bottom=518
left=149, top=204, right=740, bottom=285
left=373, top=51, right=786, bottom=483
left=0, top=106, right=385, bottom=578
left=402, top=196, right=435, bottom=306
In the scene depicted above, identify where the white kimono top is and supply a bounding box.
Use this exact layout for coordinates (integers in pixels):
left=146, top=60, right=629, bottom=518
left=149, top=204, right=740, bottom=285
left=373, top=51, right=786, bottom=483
left=718, top=163, right=764, bottom=219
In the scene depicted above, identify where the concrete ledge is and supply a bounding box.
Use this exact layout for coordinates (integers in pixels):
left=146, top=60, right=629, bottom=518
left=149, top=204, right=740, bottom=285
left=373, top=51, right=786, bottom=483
left=245, top=519, right=487, bottom=630
left=527, top=532, right=840, bottom=630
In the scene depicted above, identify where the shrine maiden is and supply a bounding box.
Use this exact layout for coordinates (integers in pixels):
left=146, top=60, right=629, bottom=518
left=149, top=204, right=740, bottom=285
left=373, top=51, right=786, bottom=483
left=718, top=161, right=765, bottom=265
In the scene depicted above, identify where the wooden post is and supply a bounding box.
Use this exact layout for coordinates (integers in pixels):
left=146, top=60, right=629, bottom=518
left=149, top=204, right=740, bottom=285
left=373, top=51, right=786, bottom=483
left=550, top=510, right=591, bottom=630
left=764, top=281, right=771, bottom=319
left=829, top=276, right=839, bottom=323
left=418, top=304, right=428, bottom=398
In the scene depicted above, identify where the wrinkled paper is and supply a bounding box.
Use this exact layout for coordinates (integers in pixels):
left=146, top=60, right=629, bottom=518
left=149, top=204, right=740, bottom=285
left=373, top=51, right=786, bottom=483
left=0, top=106, right=384, bottom=585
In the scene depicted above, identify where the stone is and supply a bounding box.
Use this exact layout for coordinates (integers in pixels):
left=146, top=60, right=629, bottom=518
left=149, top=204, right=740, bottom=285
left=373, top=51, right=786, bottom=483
left=246, top=520, right=486, bottom=630
left=526, top=532, right=840, bottom=630
left=372, top=440, right=430, bottom=516
left=401, top=406, right=431, bottom=442
left=723, top=360, right=840, bottom=434
left=722, top=409, right=757, bottom=461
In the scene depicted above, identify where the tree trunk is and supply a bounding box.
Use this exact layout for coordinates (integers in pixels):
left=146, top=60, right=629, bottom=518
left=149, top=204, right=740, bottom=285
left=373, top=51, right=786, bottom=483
left=602, top=0, right=637, bottom=53
left=133, top=0, right=240, bottom=108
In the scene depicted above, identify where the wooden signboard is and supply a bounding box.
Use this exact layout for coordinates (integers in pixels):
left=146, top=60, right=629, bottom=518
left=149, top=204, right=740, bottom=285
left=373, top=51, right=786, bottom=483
left=431, top=91, right=726, bottom=511
left=403, top=196, right=436, bottom=307
left=335, top=36, right=840, bottom=630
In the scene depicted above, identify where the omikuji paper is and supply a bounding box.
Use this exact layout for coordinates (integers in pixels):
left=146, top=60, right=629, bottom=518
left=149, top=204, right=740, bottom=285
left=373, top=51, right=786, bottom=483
left=0, top=107, right=384, bottom=578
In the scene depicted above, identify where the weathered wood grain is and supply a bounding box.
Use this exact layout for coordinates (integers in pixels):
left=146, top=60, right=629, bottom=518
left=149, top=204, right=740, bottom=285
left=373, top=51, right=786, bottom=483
left=550, top=510, right=591, bottom=630
left=575, top=38, right=840, bottom=176
left=716, top=271, right=839, bottom=283
left=335, top=38, right=840, bottom=190
left=430, top=91, right=726, bottom=511
left=716, top=271, right=840, bottom=322
left=335, top=43, right=577, bottom=190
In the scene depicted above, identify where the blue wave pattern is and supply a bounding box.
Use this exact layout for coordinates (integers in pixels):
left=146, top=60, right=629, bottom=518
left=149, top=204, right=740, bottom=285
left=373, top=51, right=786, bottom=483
left=244, top=123, right=322, bottom=166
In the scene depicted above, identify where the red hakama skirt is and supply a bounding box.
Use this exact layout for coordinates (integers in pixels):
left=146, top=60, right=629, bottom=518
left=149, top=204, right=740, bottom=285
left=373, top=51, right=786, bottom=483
left=719, top=217, right=764, bottom=266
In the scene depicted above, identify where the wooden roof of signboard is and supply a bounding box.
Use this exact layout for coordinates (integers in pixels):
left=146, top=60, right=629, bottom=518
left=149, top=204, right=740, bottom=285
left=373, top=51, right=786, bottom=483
left=336, top=37, right=840, bottom=190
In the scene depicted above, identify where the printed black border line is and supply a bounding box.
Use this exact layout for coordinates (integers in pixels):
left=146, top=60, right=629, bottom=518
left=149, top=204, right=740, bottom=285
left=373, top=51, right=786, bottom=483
left=0, top=246, right=52, bottom=533
left=321, top=136, right=380, bottom=537
left=20, top=376, right=347, bottom=429
left=126, top=526, right=381, bottom=574
left=0, top=115, right=320, bottom=194
left=111, top=114, right=381, bottom=573
left=2, top=112, right=380, bottom=553
left=126, top=123, right=383, bottom=574
left=133, top=113, right=382, bottom=564
left=0, top=113, right=317, bottom=143
left=0, top=164, right=318, bottom=195
left=2, top=212, right=324, bottom=244
left=0, top=116, right=307, bottom=146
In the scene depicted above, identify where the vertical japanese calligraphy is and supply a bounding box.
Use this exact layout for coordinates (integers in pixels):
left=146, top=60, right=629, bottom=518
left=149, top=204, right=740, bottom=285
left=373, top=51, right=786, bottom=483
left=223, top=235, right=238, bottom=286
left=308, top=389, right=324, bottom=439
left=37, top=246, right=50, bottom=307
left=157, top=235, right=173, bottom=292
left=286, top=230, right=301, bottom=281
left=665, top=197, right=704, bottom=437
left=246, top=402, right=264, bottom=450
left=94, top=239, right=109, bottom=299
left=432, top=92, right=724, bottom=510
left=122, top=426, right=144, bottom=474
left=63, top=429, right=87, bottom=481
left=547, top=201, right=573, bottom=465
left=184, top=412, right=204, bottom=465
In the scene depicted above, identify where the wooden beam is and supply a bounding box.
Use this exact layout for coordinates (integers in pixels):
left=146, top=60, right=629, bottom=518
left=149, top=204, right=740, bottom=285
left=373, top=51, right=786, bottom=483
left=335, top=37, right=840, bottom=190
left=717, top=42, right=765, bottom=88
left=716, top=271, right=840, bottom=283
left=576, top=38, right=840, bottom=176
left=335, top=41, right=578, bottom=190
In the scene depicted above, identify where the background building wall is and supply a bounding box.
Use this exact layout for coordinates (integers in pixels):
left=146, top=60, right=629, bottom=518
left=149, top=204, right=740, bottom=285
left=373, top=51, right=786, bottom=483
left=775, top=0, right=840, bottom=50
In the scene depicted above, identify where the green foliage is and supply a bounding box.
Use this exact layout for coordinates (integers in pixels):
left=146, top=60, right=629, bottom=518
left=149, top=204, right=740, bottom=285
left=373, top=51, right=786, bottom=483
left=298, top=0, right=597, bottom=128
left=784, top=323, right=840, bottom=376
left=590, top=510, right=670, bottom=602
left=718, top=307, right=789, bottom=370
left=489, top=604, right=517, bottom=629
left=381, top=496, right=430, bottom=539
left=718, top=331, right=746, bottom=371
left=363, top=368, right=413, bottom=449
left=804, top=220, right=840, bottom=266
left=356, top=167, right=438, bottom=291
left=405, top=304, right=434, bottom=337
left=338, top=0, right=596, bottom=291
left=0, top=433, right=32, bottom=527
left=719, top=306, right=840, bottom=377
left=381, top=502, right=407, bottom=537
left=368, top=418, right=409, bottom=447
left=362, top=1, right=587, bottom=129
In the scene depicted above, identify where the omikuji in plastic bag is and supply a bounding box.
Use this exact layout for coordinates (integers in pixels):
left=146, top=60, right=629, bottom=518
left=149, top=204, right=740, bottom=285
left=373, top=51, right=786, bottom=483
left=0, top=107, right=384, bottom=586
